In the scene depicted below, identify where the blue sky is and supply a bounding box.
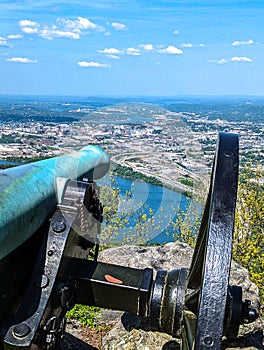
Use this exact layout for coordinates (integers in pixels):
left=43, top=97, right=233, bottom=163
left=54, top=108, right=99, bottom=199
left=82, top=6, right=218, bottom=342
left=0, top=0, right=264, bottom=96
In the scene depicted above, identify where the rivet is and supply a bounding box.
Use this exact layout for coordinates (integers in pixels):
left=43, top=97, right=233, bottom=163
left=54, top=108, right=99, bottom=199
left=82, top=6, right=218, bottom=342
left=224, top=151, right=233, bottom=158
left=52, top=221, right=66, bottom=233
left=13, top=323, right=31, bottom=338
left=35, top=274, right=49, bottom=288
left=48, top=250, right=54, bottom=256
left=203, top=335, right=214, bottom=347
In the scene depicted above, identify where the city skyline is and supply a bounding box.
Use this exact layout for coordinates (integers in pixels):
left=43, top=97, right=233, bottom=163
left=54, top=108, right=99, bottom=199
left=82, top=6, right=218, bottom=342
left=0, top=1, right=264, bottom=96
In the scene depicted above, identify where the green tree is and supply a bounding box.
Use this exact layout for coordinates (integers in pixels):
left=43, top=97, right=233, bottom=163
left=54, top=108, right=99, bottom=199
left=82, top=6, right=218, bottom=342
left=170, top=163, right=264, bottom=305
left=233, top=164, right=264, bottom=303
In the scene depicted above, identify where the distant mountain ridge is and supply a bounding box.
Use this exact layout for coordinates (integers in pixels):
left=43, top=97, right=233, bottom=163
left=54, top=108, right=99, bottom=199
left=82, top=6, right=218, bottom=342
left=0, top=96, right=264, bottom=123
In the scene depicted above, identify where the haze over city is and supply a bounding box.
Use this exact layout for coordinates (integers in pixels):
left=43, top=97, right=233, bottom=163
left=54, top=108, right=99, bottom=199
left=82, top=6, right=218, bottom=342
left=0, top=0, right=264, bottom=96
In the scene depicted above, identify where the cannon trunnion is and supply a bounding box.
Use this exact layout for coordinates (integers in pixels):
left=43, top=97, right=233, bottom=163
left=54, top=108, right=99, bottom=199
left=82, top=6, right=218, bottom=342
left=0, top=134, right=259, bottom=349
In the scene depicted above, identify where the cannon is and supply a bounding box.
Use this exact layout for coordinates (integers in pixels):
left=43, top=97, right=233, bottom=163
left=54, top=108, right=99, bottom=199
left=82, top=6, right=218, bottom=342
left=0, top=133, right=259, bottom=350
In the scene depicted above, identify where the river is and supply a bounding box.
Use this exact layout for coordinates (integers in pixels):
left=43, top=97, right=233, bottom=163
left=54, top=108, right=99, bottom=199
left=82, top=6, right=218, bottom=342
left=0, top=160, right=22, bottom=165
left=100, top=175, right=191, bottom=245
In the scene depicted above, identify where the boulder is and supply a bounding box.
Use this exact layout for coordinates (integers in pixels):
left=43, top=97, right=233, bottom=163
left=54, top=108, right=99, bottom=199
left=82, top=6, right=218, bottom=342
left=99, top=242, right=264, bottom=350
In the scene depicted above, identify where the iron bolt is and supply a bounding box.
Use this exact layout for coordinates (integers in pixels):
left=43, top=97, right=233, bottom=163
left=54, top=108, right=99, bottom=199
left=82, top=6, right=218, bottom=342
left=203, top=335, right=214, bottom=347
left=243, top=300, right=258, bottom=323
left=224, top=151, right=233, bottom=158
left=52, top=220, right=66, bottom=233
left=48, top=249, right=54, bottom=256
left=35, top=274, right=49, bottom=288
left=13, top=323, right=31, bottom=338
left=248, top=308, right=258, bottom=322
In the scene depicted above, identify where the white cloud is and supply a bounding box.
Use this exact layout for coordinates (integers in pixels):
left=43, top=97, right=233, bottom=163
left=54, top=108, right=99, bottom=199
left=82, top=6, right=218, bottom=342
left=106, top=55, right=121, bottom=59
left=77, top=61, right=111, bottom=68
left=173, top=30, right=179, bottom=35
left=98, top=48, right=123, bottom=59
left=126, top=47, right=140, bottom=56
left=21, top=27, right=39, bottom=34
left=7, top=34, right=23, bottom=39
left=232, top=39, right=254, bottom=46
left=19, top=20, right=39, bottom=27
left=0, top=39, right=9, bottom=47
left=208, top=58, right=228, bottom=64
left=231, top=56, right=252, bottom=62
left=140, top=44, right=154, bottom=51
left=6, top=57, right=38, bottom=63
left=111, top=22, right=127, bottom=31
left=199, top=43, right=205, bottom=47
left=18, top=17, right=107, bottom=40
left=181, top=43, right=193, bottom=48
left=208, top=56, right=252, bottom=64
left=218, top=58, right=228, bottom=64
left=98, top=48, right=122, bottom=55
left=159, top=45, right=183, bottom=55
left=19, top=20, right=39, bottom=35
left=58, top=17, right=97, bottom=31
left=40, top=28, right=80, bottom=40
left=71, top=17, right=96, bottom=30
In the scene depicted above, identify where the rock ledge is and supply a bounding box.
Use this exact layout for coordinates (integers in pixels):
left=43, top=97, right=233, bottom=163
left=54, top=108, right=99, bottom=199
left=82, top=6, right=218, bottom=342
left=98, top=242, right=264, bottom=350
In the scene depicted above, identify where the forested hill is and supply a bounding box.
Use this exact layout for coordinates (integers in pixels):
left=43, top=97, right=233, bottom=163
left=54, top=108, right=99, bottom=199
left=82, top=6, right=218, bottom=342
left=166, top=98, right=264, bottom=123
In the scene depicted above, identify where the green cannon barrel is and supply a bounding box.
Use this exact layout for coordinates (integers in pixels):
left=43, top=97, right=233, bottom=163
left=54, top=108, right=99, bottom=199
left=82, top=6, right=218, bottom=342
left=0, top=145, right=109, bottom=260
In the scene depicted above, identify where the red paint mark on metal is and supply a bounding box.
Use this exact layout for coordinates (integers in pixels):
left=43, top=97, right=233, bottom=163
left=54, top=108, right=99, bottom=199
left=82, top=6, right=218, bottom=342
left=104, top=274, right=123, bottom=284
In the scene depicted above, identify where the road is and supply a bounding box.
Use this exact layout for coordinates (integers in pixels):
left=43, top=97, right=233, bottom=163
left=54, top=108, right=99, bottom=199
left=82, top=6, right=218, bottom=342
left=111, top=152, right=197, bottom=195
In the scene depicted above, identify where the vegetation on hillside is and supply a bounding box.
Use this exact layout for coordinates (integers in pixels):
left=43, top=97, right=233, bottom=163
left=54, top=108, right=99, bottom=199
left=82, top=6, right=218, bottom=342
left=174, top=163, right=264, bottom=305
left=233, top=164, right=264, bottom=303
left=112, top=163, right=163, bottom=186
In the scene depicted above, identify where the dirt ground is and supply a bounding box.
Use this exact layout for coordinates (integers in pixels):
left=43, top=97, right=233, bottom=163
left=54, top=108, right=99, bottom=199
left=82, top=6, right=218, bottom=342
left=61, top=324, right=108, bottom=350
left=60, top=310, right=121, bottom=350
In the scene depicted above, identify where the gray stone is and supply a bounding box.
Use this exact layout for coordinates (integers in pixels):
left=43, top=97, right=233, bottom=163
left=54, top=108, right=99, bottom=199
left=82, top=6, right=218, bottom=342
left=99, top=242, right=264, bottom=350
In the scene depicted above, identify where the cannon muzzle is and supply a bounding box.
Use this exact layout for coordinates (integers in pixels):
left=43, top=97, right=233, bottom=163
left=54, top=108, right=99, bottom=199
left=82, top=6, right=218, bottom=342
left=0, top=145, right=109, bottom=260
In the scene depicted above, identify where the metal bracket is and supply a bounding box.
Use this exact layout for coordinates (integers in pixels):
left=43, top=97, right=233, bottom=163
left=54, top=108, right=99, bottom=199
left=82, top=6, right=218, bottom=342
left=3, top=180, right=101, bottom=349
left=3, top=208, right=76, bottom=349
